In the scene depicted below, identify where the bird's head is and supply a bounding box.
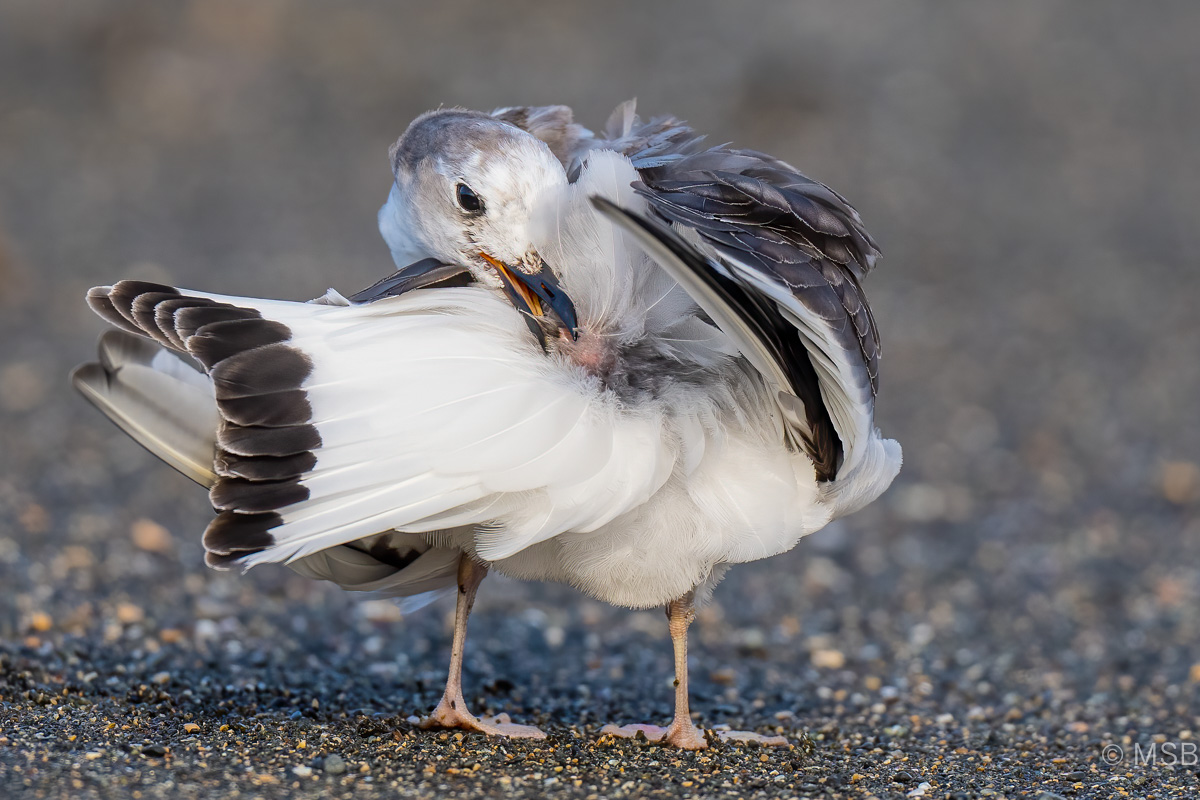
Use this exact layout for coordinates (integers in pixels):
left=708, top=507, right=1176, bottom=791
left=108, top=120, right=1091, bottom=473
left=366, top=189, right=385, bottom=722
left=379, top=109, right=577, bottom=342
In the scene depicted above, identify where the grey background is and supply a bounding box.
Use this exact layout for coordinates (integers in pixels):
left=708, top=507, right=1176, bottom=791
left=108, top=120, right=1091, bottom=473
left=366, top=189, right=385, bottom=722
left=2, top=2, right=1198, bottom=798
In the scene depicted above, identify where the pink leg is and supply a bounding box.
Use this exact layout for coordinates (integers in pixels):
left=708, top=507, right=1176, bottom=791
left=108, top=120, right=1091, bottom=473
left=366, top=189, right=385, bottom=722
left=419, top=556, right=545, bottom=739
left=601, top=591, right=788, bottom=750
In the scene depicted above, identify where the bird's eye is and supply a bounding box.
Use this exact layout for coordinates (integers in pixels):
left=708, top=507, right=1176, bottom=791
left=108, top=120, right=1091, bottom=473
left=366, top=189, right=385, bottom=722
left=455, top=183, right=483, bottom=214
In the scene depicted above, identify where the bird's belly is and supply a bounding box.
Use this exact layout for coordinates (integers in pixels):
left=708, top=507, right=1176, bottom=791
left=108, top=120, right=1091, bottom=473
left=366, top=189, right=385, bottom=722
left=486, top=429, right=832, bottom=609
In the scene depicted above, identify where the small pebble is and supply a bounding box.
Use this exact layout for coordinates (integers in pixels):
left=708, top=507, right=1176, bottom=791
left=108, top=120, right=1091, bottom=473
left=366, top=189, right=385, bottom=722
left=116, top=603, right=144, bottom=625
left=811, top=648, right=845, bottom=669
left=710, top=667, right=737, bottom=685
left=130, top=519, right=173, bottom=553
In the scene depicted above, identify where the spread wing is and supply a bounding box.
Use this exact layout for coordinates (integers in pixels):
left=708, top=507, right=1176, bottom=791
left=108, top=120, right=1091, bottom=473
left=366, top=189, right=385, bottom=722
left=78, top=279, right=677, bottom=571
left=73, top=263, right=465, bottom=605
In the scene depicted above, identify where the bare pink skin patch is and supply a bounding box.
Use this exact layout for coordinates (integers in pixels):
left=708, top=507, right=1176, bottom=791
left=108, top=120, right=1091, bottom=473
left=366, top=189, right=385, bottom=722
left=558, top=329, right=617, bottom=378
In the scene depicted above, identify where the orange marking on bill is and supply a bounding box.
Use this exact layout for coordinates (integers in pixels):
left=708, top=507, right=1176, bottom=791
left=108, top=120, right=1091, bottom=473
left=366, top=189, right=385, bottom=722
left=480, top=252, right=544, bottom=316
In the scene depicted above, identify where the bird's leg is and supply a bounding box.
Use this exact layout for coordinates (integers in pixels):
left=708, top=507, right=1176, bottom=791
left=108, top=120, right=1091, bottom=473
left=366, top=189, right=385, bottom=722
left=600, top=590, right=707, bottom=749
left=419, top=555, right=545, bottom=739
left=601, top=590, right=788, bottom=749
left=661, top=591, right=709, bottom=748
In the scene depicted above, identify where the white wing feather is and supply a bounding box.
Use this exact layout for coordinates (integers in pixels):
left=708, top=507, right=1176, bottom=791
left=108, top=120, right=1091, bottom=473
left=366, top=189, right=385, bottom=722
left=174, top=286, right=676, bottom=566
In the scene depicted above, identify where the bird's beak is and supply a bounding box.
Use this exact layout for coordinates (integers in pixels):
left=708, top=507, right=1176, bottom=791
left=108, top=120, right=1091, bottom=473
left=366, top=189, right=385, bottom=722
left=480, top=253, right=579, bottom=342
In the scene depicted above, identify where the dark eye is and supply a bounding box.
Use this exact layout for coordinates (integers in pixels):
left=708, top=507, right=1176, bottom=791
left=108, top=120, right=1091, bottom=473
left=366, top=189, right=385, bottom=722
left=455, top=183, right=483, bottom=214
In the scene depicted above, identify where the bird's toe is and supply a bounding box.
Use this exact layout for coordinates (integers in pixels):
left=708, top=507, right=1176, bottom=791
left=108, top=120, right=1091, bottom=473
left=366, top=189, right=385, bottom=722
left=599, top=723, right=669, bottom=742
left=713, top=729, right=790, bottom=747
left=475, top=713, right=547, bottom=740
left=599, top=722, right=709, bottom=750
left=419, top=700, right=545, bottom=740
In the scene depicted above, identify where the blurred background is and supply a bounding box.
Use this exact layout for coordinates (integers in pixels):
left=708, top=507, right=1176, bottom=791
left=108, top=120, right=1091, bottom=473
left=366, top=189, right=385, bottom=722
left=2, top=0, right=1199, bottom=779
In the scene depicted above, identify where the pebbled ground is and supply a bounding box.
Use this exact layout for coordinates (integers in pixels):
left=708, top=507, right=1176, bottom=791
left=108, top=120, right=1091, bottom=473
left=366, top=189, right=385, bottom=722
left=2, top=2, right=1199, bottom=798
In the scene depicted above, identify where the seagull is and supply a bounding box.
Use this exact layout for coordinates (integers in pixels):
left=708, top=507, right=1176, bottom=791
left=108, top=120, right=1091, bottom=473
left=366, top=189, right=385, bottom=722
left=73, top=101, right=901, bottom=749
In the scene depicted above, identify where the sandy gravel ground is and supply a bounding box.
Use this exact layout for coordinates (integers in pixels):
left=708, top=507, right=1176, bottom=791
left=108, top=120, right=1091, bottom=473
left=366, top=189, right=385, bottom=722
left=2, top=3, right=1199, bottom=798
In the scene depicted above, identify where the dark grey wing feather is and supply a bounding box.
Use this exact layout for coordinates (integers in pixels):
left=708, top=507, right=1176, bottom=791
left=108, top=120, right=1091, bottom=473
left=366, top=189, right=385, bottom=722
left=633, top=149, right=881, bottom=400
left=591, top=197, right=842, bottom=480
left=347, top=258, right=472, bottom=303
left=585, top=122, right=884, bottom=482
left=585, top=99, right=708, bottom=173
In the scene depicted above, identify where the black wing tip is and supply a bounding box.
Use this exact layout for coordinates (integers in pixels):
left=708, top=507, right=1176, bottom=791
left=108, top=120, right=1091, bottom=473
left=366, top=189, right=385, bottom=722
left=86, top=290, right=144, bottom=336
left=189, top=318, right=291, bottom=370
left=217, top=390, right=312, bottom=428
left=210, top=343, right=313, bottom=401
left=110, top=279, right=180, bottom=298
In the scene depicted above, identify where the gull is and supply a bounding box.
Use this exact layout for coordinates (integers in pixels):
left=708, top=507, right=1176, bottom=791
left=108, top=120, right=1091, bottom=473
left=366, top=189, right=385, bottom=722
left=73, top=101, right=901, bottom=749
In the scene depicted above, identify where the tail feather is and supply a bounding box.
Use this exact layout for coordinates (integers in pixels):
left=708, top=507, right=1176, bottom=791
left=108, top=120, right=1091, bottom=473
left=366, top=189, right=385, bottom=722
left=74, top=278, right=466, bottom=607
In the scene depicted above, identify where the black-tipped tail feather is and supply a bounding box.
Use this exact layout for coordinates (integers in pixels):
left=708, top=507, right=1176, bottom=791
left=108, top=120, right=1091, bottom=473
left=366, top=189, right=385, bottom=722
left=203, top=511, right=280, bottom=569
left=79, top=276, right=466, bottom=606
left=78, top=280, right=320, bottom=568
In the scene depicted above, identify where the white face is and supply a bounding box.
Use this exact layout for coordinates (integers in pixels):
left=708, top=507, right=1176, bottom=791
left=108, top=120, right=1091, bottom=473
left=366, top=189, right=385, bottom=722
left=378, top=111, right=568, bottom=286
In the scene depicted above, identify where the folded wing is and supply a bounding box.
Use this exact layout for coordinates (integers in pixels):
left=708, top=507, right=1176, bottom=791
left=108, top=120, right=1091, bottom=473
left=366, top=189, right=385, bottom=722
left=582, top=115, right=900, bottom=515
